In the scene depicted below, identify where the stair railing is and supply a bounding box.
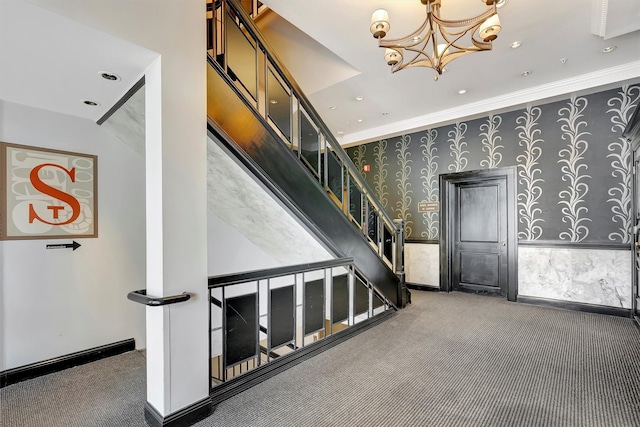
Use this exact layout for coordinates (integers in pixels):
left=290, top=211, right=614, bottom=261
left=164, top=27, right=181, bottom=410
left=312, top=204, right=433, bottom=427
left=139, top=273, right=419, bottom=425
left=205, top=0, right=405, bottom=275
left=208, top=258, right=394, bottom=390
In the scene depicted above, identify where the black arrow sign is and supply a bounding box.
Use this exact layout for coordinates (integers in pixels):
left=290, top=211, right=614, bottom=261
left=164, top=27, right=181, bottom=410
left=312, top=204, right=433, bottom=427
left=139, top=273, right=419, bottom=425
left=46, top=241, right=81, bottom=251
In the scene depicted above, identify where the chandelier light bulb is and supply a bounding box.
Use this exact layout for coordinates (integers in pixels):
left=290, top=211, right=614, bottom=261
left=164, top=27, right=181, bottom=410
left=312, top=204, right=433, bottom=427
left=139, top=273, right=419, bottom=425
left=436, top=43, right=450, bottom=58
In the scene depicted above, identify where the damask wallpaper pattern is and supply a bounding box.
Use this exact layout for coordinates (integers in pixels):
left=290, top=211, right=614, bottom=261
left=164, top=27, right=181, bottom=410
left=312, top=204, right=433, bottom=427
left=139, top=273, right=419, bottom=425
left=347, top=85, right=640, bottom=243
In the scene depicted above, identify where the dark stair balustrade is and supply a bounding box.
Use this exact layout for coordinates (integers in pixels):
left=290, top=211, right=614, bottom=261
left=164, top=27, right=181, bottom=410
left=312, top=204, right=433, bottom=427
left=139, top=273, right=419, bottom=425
left=207, top=67, right=400, bottom=306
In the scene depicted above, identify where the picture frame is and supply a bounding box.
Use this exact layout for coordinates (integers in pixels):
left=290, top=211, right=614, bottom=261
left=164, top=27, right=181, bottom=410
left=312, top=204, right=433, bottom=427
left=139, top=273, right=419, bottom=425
left=0, top=142, right=98, bottom=240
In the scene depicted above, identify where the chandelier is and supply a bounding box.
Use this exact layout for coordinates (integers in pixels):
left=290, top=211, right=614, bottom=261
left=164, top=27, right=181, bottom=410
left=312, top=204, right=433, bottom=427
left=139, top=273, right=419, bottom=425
left=370, top=0, right=503, bottom=80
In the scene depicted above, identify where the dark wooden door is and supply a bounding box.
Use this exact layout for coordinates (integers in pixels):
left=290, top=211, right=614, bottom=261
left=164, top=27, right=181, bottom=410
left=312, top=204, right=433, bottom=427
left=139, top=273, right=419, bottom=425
left=452, top=179, right=508, bottom=295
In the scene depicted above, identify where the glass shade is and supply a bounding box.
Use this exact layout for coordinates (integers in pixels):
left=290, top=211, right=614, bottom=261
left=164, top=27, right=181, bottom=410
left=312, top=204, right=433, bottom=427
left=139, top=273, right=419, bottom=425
left=370, top=9, right=390, bottom=38
left=385, top=48, right=401, bottom=65
left=479, top=14, right=501, bottom=42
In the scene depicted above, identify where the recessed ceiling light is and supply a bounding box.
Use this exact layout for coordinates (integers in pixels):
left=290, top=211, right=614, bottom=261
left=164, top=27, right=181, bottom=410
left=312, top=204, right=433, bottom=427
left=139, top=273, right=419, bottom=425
left=329, top=106, right=336, bottom=110
left=601, top=46, right=617, bottom=53
left=269, top=99, right=278, bottom=104
left=521, top=70, right=531, bottom=77
left=560, top=58, right=568, bottom=64
left=355, top=96, right=364, bottom=101
left=337, top=131, right=344, bottom=136
left=509, top=41, right=521, bottom=49
left=99, top=72, right=121, bottom=81
left=357, top=119, right=363, bottom=123
left=496, top=0, right=508, bottom=8
left=458, top=89, right=467, bottom=95
left=83, top=100, right=99, bottom=106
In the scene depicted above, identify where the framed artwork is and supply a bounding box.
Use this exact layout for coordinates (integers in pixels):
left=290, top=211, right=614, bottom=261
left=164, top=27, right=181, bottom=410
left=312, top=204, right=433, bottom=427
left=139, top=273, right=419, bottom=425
left=0, top=142, right=98, bottom=240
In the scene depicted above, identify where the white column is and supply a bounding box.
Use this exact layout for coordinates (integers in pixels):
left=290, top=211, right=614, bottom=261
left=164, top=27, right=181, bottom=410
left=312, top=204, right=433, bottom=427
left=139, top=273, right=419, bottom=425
left=28, top=0, right=209, bottom=416
left=140, top=5, right=209, bottom=415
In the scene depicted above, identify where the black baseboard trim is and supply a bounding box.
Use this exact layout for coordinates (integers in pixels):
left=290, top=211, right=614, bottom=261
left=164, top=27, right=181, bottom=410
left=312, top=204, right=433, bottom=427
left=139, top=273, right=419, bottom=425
left=634, top=316, right=640, bottom=332
left=518, top=296, right=631, bottom=318
left=145, top=397, right=216, bottom=427
left=407, top=282, right=440, bottom=292
left=0, top=338, right=135, bottom=388
left=209, top=310, right=395, bottom=406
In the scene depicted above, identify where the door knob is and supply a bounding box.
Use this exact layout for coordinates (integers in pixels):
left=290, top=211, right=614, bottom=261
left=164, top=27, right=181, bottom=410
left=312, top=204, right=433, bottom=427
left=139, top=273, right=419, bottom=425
left=502, top=242, right=506, bottom=247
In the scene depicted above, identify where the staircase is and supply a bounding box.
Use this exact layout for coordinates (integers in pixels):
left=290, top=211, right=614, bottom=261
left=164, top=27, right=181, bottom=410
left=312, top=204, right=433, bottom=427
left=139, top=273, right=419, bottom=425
left=206, top=0, right=407, bottom=307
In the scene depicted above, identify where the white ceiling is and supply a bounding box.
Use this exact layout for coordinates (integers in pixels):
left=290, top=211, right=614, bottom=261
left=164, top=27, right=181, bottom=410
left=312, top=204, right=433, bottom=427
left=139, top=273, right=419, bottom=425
left=0, top=0, right=157, bottom=122
left=260, top=0, right=640, bottom=145
left=0, top=0, right=638, bottom=147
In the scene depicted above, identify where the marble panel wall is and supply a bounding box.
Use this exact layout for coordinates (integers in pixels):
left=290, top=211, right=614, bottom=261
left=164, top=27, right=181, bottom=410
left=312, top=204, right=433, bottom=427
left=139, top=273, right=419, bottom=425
left=405, top=243, right=439, bottom=287
left=405, top=244, right=632, bottom=309
left=518, top=246, right=632, bottom=308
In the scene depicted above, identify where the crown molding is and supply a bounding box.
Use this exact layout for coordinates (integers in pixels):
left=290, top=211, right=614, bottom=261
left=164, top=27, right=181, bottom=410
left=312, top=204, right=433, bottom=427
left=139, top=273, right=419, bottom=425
left=341, top=61, right=640, bottom=146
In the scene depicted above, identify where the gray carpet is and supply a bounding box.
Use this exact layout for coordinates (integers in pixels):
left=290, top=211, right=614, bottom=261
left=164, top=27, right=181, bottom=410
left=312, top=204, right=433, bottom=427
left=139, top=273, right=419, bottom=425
left=2, top=291, right=640, bottom=426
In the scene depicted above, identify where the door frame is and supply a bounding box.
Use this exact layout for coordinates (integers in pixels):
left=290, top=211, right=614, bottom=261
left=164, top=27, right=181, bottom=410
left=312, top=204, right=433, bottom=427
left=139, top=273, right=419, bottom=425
left=631, top=140, right=640, bottom=320
left=439, top=166, right=518, bottom=301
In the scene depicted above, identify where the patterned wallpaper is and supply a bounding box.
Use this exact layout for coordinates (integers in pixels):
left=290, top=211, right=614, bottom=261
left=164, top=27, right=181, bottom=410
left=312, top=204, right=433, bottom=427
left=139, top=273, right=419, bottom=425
left=347, top=85, right=640, bottom=243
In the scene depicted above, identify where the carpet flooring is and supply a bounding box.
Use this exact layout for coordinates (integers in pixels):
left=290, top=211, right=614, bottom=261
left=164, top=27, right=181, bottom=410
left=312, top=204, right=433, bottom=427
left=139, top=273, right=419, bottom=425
left=2, top=290, right=640, bottom=426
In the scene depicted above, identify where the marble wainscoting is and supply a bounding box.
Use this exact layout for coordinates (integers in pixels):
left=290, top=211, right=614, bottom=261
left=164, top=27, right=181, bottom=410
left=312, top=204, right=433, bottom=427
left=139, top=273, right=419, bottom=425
left=405, top=243, right=440, bottom=288
left=518, top=246, right=632, bottom=309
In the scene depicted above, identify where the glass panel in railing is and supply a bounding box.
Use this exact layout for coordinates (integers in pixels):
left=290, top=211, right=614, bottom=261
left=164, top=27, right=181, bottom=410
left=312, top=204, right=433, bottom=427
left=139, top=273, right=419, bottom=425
left=303, top=271, right=325, bottom=342
left=268, top=275, right=296, bottom=358
left=383, top=223, right=393, bottom=266
left=213, top=0, right=224, bottom=67
left=225, top=292, right=258, bottom=367
left=373, top=291, right=386, bottom=315
left=225, top=6, right=257, bottom=100
left=353, top=276, right=369, bottom=316
left=210, top=287, right=224, bottom=386
left=300, top=110, right=320, bottom=177
left=367, top=200, right=379, bottom=245
left=239, top=0, right=253, bottom=15
left=330, top=269, right=349, bottom=331
left=238, top=0, right=264, bottom=17
left=354, top=274, right=370, bottom=321
left=348, top=174, right=363, bottom=228
left=267, top=66, right=291, bottom=143
left=206, top=0, right=214, bottom=53
left=326, top=147, right=343, bottom=206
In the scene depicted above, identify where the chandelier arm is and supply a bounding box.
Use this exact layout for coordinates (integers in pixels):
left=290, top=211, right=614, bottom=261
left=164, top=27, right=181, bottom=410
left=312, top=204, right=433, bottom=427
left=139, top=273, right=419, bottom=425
left=430, top=7, right=496, bottom=29
left=378, top=14, right=431, bottom=47
left=394, top=59, right=437, bottom=72
left=438, top=25, right=486, bottom=52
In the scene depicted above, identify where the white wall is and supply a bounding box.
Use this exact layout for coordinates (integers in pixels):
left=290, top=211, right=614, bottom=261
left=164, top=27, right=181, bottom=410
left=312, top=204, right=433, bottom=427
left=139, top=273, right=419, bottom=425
left=0, top=99, right=146, bottom=370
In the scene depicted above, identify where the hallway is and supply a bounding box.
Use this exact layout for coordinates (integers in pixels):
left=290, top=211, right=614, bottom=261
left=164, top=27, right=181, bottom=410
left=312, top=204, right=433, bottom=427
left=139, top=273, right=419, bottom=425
left=2, top=290, right=640, bottom=426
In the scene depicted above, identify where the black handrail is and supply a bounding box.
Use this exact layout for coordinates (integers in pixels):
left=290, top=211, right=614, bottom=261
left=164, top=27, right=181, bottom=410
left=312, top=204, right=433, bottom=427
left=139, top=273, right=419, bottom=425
left=127, top=289, right=191, bottom=306
left=208, top=257, right=354, bottom=288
